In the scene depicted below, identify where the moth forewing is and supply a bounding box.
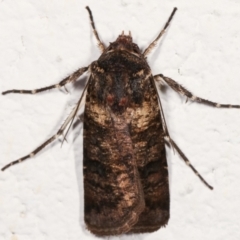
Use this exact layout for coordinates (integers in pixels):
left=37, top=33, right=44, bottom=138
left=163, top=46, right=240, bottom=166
left=83, top=52, right=169, bottom=235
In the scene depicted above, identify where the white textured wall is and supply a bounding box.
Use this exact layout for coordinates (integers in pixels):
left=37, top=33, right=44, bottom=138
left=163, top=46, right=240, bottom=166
left=1, top=1, right=240, bottom=240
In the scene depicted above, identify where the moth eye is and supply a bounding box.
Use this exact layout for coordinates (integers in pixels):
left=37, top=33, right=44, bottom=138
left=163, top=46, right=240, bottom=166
left=108, top=43, right=113, bottom=51
left=132, top=46, right=140, bottom=53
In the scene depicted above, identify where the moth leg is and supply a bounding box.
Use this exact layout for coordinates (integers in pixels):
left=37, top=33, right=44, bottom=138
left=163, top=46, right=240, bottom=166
left=1, top=80, right=89, bottom=171
left=86, top=6, right=105, bottom=53
left=1, top=107, right=77, bottom=171
left=155, top=74, right=240, bottom=108
left=164, top=136, right=213, bottom=190
left=152, top=77, right=213, bottom=190
left=2, top=66, right=88, bottom=95
left=143, top=7, right=177, bottom=57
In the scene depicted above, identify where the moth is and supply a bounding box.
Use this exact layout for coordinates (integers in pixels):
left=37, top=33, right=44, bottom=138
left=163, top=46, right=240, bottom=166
left=2, top=6, right=240, bottom=236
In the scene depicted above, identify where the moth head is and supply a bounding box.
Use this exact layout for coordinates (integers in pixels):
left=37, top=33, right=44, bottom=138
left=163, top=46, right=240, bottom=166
left=106, top=31, right=141, bottom=55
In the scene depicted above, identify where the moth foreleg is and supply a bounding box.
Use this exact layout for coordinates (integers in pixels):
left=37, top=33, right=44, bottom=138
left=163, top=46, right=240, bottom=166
left=2, top=66, right=88, bottom=95
left=155, top=74, right=240, bottom=108
left=164, top=136, right=213, bottom=190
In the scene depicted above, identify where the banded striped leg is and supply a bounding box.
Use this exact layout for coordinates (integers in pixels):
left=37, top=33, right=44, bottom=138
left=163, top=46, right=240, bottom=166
left=164, top=136, right=213, bottom=190
left=152, top=76, right=213, bottom=190
left=2, top=67, right=88, bottom=95
left=143, top=7, right=177, bottom=57
left=156, top=74, right=240, bottom=108
left=86, top=6, right=105, bottom=53
left=1, top=80, right=89, bottom=171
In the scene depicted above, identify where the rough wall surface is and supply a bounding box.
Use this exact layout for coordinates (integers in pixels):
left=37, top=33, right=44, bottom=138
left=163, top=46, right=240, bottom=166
left=1, top=1, right=240, bottom=240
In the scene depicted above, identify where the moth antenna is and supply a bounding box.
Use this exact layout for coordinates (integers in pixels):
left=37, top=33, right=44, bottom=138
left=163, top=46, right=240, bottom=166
left=86, top=6, right=105, bottom=52
left=143, top=7, right=177, bottom=57
left=129, top=31, right=132, bottom=36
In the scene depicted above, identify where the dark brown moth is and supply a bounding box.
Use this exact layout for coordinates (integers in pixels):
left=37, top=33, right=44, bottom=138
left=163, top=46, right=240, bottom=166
left=2, top=6, right=240, bottom=237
